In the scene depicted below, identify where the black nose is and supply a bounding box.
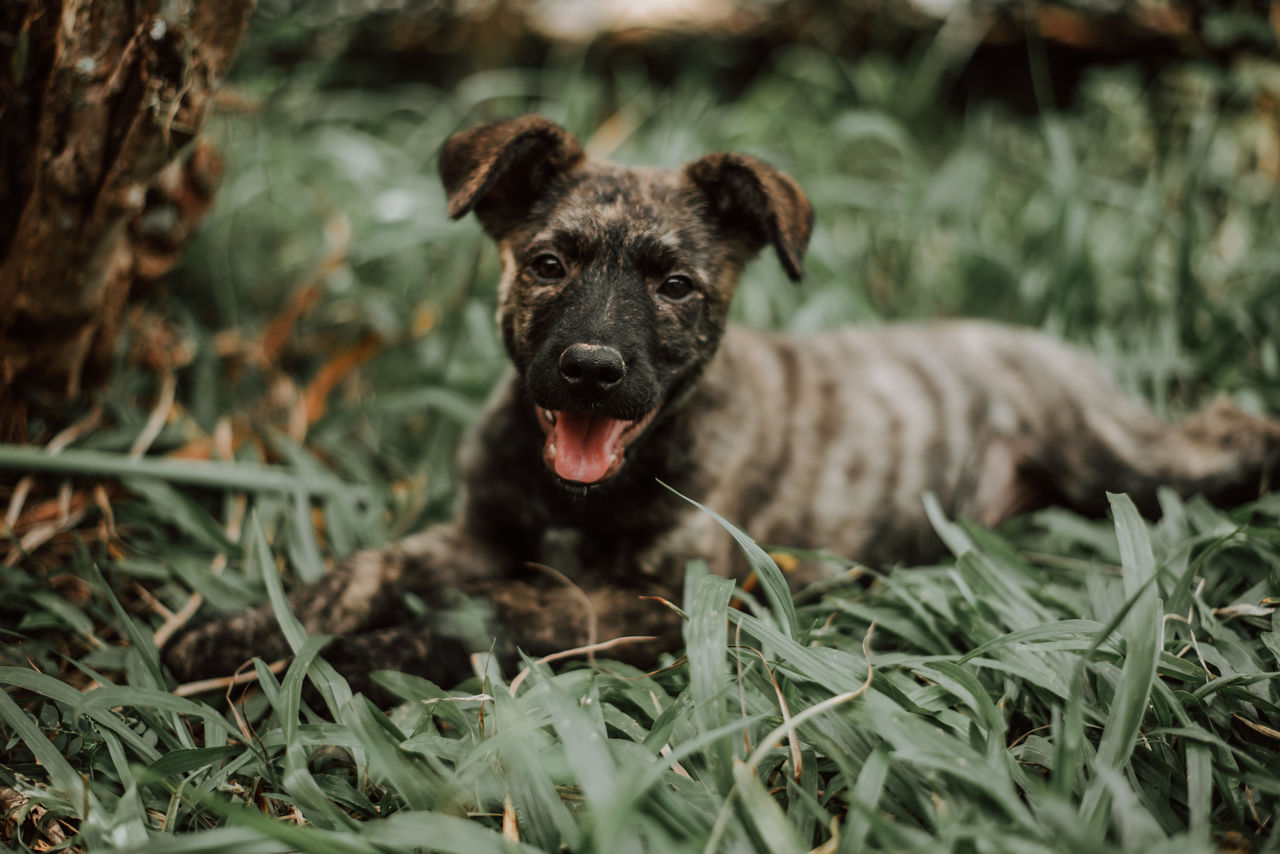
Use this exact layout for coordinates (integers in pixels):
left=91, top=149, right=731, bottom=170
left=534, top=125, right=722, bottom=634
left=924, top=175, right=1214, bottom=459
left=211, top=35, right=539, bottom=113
left=559, top=344, right=626, bottom=396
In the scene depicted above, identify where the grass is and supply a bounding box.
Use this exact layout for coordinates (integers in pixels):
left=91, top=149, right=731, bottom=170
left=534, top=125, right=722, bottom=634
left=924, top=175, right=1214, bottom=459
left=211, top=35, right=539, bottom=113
left=3, top=21, right=1280, bottom=854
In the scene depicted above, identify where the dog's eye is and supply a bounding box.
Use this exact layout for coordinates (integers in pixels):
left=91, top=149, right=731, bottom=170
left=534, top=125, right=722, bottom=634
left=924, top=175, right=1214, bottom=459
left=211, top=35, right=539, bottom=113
left=530, top=254, right=566, bottom=281
left=656, top=275, right=696, bottom=303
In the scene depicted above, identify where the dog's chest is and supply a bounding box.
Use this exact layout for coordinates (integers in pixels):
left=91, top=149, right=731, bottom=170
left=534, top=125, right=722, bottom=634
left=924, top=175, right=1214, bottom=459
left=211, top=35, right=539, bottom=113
left=538, top=527, right=585, bottom=576
left=537, top=479, right=704, bottom=582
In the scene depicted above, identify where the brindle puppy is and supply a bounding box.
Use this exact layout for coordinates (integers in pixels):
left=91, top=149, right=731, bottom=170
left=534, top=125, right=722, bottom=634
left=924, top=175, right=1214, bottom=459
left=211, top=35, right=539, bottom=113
left=165, top=115, right=1280, bottom=698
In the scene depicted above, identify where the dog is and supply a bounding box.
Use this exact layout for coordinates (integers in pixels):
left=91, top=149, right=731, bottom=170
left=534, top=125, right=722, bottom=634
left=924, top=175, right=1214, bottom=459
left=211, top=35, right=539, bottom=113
left=165, top=115, right=1280, bottom=698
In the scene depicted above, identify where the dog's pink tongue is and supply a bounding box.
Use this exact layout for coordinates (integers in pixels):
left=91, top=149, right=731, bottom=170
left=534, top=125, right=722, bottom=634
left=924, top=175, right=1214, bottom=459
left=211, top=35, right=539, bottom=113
left=553, top=411, right=629, bottom=483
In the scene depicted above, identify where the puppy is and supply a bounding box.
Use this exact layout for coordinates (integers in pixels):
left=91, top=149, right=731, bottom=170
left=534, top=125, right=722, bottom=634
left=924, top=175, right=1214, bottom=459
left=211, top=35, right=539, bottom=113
left=165, top=116, right=1280, bottom=697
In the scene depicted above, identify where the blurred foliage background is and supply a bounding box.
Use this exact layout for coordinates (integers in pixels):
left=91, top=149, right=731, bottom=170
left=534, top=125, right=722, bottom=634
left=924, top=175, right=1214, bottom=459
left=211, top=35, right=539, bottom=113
left=3, top=2, right=1280, bottom=851
left=162, top=0, right=1280, bottom=536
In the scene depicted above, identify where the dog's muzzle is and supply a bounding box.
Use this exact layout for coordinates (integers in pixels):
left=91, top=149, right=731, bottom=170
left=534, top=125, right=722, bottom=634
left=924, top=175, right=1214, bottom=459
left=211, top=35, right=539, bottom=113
left=528, top=343, right=655, bottom=485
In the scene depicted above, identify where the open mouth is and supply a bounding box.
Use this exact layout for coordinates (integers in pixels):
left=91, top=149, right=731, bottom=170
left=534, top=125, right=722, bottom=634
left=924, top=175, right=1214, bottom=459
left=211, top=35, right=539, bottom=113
left=535, top=405, right=660, bottom=484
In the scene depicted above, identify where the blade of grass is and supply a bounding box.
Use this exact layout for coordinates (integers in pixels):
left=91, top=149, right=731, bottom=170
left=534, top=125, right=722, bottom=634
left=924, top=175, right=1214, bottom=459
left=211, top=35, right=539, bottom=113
left=1081, top=494, right=1164, bottom=831
left=251, top=511, right=354, bottom=715
left=732, top=757, right=807, bottom=853
left=0, top=666, right=162, bottom=762
left=923, top=491, right=975, bottom=556
left=0, top=686, right=95, bottom=811
left=361, top=810, right=543, bottom=853
left=661, top=481, right=798, bottom=639
left=74, top=687, right=235, bottom=749
left=685, top=566, right=736, bottom=786
left=178, top=789, right=377, bottom=854
left=839, top=743, right=891, bottom=854
left=0, top=444, right=369, bottom=499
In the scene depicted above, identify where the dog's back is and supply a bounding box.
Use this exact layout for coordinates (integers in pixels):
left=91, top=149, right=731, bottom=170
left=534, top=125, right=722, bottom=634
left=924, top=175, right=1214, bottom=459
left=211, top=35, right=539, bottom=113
left=672, top=321, right=1278, bottom=576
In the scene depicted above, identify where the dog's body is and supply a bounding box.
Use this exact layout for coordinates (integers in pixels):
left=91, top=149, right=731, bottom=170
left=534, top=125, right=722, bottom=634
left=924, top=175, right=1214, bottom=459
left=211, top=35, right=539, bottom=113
left=166, top=117, right=1280, bottom=696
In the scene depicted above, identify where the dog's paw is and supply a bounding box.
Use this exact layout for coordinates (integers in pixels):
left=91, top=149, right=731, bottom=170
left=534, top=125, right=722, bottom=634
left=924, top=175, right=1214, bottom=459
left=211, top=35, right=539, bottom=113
left=162, top=607, right=290, bottom=685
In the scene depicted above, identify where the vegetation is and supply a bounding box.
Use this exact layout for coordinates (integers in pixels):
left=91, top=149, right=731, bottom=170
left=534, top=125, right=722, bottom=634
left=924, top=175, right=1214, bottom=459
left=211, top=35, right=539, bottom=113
left=3, top=17, right=1279, bottom=854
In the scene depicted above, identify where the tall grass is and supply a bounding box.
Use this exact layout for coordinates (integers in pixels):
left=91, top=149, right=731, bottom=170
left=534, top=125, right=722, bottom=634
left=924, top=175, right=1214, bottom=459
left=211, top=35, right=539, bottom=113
left=2, top=32, right=1279, bottom=854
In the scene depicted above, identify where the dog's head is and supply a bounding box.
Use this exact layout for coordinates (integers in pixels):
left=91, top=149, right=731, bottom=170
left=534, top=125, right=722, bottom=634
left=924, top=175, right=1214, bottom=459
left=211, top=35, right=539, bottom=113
left=440, top=115, right=812, bottom=487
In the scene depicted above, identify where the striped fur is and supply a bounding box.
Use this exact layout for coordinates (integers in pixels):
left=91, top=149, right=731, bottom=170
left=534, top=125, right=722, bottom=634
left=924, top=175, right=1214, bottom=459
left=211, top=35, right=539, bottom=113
left=165, top=117, right=1280, bottom=701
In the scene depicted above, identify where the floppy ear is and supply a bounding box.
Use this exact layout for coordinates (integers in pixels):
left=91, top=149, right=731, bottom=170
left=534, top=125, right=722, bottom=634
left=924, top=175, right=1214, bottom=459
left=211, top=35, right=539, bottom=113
left=683, top=153, right=813, bottom=282
left=439, top=115, right=586, bottom=236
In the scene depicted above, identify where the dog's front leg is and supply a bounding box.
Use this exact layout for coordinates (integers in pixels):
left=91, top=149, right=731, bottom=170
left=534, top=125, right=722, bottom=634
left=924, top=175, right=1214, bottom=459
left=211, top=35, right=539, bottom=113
left=163, top=520, right=687, bottom=700
left=466, top=574, right=687, bottom=671
left=162, top=521, right=513, bottom=694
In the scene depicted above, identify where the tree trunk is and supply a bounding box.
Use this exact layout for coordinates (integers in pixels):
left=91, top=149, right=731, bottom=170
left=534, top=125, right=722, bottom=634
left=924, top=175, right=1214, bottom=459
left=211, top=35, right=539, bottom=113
left=0, top=0, right=254, bottom=427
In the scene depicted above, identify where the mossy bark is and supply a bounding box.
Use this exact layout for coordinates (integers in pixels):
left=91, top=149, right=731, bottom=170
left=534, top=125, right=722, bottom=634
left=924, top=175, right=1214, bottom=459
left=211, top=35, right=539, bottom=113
left=0, top=0, right=253, bottom=429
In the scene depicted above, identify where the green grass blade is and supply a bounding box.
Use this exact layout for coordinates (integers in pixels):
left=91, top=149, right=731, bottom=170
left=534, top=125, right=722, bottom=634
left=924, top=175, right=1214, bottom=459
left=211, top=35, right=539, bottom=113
left=923, top=491, right=975, bottom=556
left=840, top=743, right=891, bottom=853
left=74, top=687, right=235, bottom=748
left=526, top=674, right=616, bottom=784
left=0, top=667, right=162, bottom=762
left=344, top=694, right=452, bottom=812
left=1081, top=494, right=1164, bottom=830
left=1186, top=742, right=1211, bottom=840
left=0, top=685, right=92, bottom=811
left=732, top=757, right=807, bottom=852
left=684, top=566, right=736, bottom=784
left=178, top=790, right=377, bottom=854
left=132, top=745, right=244, bottom=783
left=251, top=512, right=354, bottom=715
left=661, top=481, right=799, bottom=639
left=105, top=826, right=297, bottom=853
left=0, top=444, right=369, bottom=498
left=361, top=810, right=542, bottom=853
